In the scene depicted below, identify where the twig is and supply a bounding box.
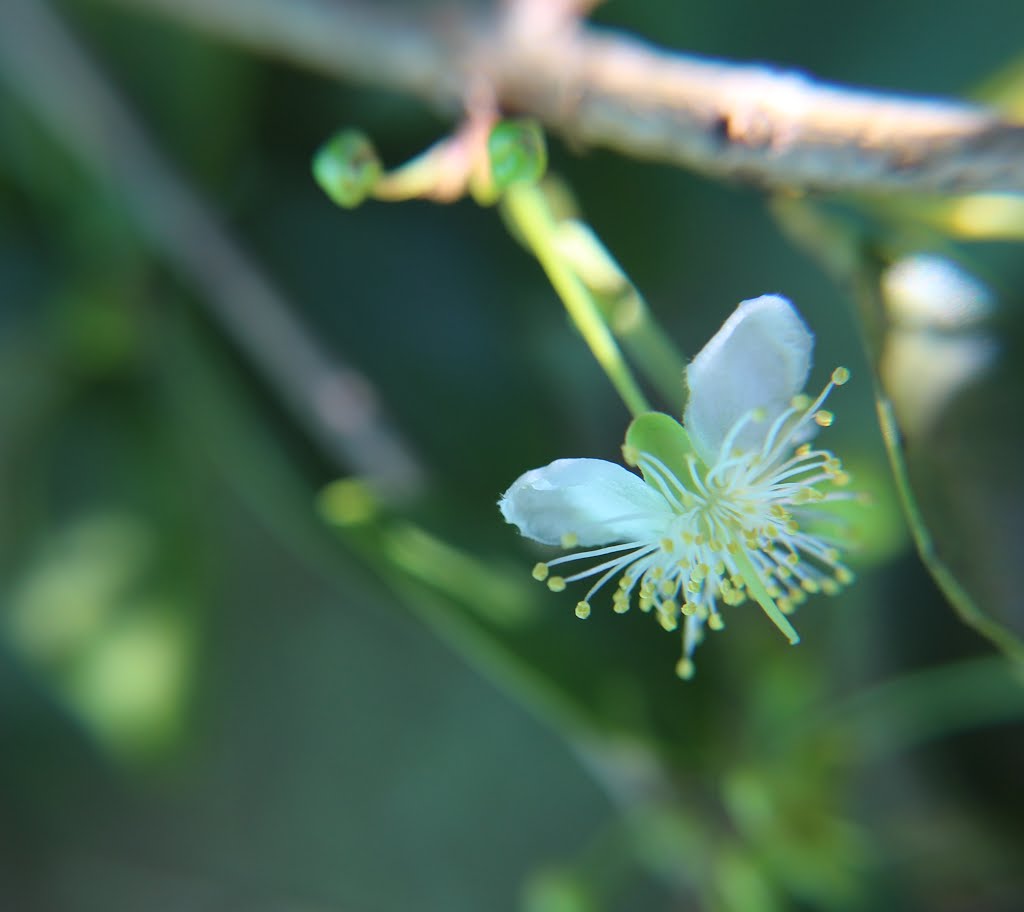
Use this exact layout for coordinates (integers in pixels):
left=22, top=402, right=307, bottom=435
left=0, top=0, right=424, bottom=500
left=97, top=0, right=1024, bottom=195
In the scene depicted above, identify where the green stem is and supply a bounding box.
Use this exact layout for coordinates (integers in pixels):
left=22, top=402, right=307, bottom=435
left=555, top=220, right=688, bottom=412
left=502, top=182, right=651, bottom=418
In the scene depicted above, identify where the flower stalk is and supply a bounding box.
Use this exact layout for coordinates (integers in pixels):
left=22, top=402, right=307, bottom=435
left=501, top=180, right=652, bottom=418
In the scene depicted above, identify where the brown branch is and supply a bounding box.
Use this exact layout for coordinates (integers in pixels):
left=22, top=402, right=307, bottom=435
left=95, top=0, right=1024, bottom=195
left=0, top=0, right=424, bottom=500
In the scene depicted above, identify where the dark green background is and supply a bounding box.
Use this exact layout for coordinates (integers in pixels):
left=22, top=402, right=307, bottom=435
left=2, top=1, right=1023, bottom=909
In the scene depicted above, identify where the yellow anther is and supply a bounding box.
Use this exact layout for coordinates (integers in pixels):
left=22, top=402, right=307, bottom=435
left=794, top=487, right=824, bottom=505
left=712, top=560, right=725, bottom=576
left=785, top=519, right=800, bottom=534
left=660, top=537, right=675, bottom=552
left=726, top=541, right=740, bottom=555
left=825, top=548, right=840, bottom=563
left=778, top=597, right=794, bottom=615
left=547, top=576, right=567, bottom=592
left=708, top=539, right=722, bottom=552
left=621, top=444, right=640, bottom=466
left=800, top=578, right=820, bottom=594
left=532, top=562, right=550, bottom=582
left=833, top=471, right=851, bottom=487
left=675, top=658, right=696, bottom=680
left=561, top=532, right=579, bottom=548
left=786, top=551, right=800, bottom=566
left=613, top=598, right=631, bottom=614
left=681, top=531, right=695, bottom=544
left=658, top=612, right=678, bottom=632
left=708, top=613, right=725, bottom=632
left=821, top=579, right=840, bottom=596
left=575, top=601, right=591, bottom=619
left=730, top=575, right=744, bottom=588
left=832, top=366, right=850, bottom=385
left=694, top=533, right=706, bottom=546
left=660, top=578, right=676, bottom=596
left=619, top=574, right=634, bottom=589
left=795, top=443, right=812, bottom=458
left=751, top=406, right=767, bottom=422
left=777, top=565, right=792, bottom=580
left=814, top=410, right=835, bottom=428
left=791, top=393, right=812, bottom=411
left=836, top=566, right=856, bottom=585
left=687, top=579, right=701, bottom=594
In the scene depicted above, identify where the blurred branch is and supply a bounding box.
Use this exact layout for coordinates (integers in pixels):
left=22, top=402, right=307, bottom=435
left=0, top=0, right=424, bottom=501
left=97, top=0, right=1024, bottom=195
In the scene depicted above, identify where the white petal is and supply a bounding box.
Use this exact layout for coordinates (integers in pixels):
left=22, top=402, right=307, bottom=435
left=684, top=295, right=812, bottom=463
left=499, top=458, right=671, bottom=547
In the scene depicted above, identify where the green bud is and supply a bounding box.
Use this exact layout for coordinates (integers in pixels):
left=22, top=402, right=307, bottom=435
left=488, top=119, right=548, bottom=190
left=312, top=129, right=382, bottom=209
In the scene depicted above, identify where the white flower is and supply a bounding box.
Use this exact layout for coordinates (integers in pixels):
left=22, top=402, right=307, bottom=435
left=499, top=295, right=858, bottom=679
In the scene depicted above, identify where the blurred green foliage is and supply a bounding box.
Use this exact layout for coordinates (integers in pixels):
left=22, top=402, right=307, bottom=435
left=2, top=1, right=1024, bottom=910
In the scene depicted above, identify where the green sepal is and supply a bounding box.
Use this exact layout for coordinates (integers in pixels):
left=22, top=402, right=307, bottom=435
left=488, top=119, right=548, bottom=191
left=732, top=550, right=801, bottom=645
left=312, top=129, right=382, bottom=209
left=623, top=411, right=694, bottom=486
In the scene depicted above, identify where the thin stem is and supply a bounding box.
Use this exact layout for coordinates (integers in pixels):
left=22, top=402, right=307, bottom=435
left=502, top=181, right=651, bottom=418
left=555, top=221, right=687, bottom=411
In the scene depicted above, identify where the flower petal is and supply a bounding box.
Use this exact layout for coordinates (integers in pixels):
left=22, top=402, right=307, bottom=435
left=499, top=458, right=671, bottom=546
left=684, top=295, right=812, bottom=463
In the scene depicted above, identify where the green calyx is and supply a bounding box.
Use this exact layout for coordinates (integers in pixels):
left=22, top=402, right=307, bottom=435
left=623, top=411, right=694, bottom=486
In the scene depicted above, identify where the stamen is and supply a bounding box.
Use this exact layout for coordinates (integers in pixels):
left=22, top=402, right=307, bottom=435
left=711, top=407, right=763, bottom=474
left=637, top=452, right=694, bottom=508
left=759, top=406, right=800, bottom=462
left=545, top=540, right=651, bottom=569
